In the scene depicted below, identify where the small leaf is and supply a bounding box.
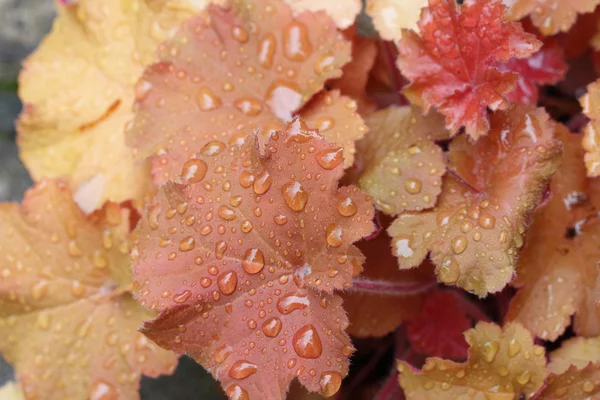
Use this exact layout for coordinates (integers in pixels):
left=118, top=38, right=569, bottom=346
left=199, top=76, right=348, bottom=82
left=397, top=0, right=541, bottom=139
left=0, top=181, right=177, bottom=400
left=132, top=120, right=375, bottom=399
left=358, top=106, right=448, bottom=216
left=398, top=322, right=548, bottom=400
left=506, top=127, right=600, bottom=340
left=388, top=107, right=562, bottom=296
left=548, top=336, right=600, bottom=374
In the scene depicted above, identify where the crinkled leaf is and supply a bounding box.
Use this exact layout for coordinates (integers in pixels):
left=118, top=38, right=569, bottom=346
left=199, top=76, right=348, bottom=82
left=358, top=106, right=448, bottom=216
left=342, top=233, right=435, bottom=338
left=132, top=120, right=375, bottom=399
left=388, top=107, right=562, bottom=296
left=17, top=0, right=210, bottom=208
left=537, top=364, right=600, bottom=399
left=581, top=80, right=600, bottom=177
left=502, top=0, right=600, bottom=35
left=127, top=0, right=363, bottom=184
left=397, top=0, right=541, bottom=139
left=0, top=181, right=177, bottom=400
left=506, top=128, right=600, bottom=340
left=366, top=0, right=428, bottom=41
left=548, top=336, right=600, bottom=374
left=405, top=291, right=471, bottom=360
left=398, top=322, right=547, bottom=400
left=283, top=0, right=361, bottom=29
left=501, top=40, right=567, bottom=105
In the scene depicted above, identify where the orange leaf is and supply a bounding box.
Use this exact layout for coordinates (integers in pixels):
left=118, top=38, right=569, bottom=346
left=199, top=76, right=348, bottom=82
left=503, top=0, right=600, bottom=36
left=283, top=0, right=362, bottom=29
left=397, top=322, right=548, bottom=399
left=132, top=120, right=375, bottom=399
left=17, top=0, right=212, bottom=209
left=581, top=80, right=600, bottom=177
left=397, top=0, right=541, bottom=139
left=366, top=0, right=428, bottom=41
left=358, top=106, right=449, bottom=216
left=537, top=364, right=600, bottom=399
left=0, top=181, right=177, bottom=400
left=388, top=107, right=562, bottom=296
left=126, top=0, right=365, bottom=184
left=547, top=336, right=600, bottom=374
left=506, top=127, right=600, bottom=340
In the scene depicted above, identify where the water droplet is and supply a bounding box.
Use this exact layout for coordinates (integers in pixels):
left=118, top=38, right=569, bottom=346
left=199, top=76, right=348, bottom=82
left=438, top=257, right=460, bottom=283
left=508, top=339, right=521, bottom=357
left=337, top=197, right=357, bottom=217
left=232, top=25, right=249, bottom=43
left=200, top=141, right=226, bottom=156
left=239, top=172, right=255, bottom=188
left=36, top=312, right=51, bottom=329
left=31, top=280, right=49, bottom=301
left=478, top=214, right=495, bottom=229
left=212, top=269, right=237, bottom=295
left=262, top=317, right=282, bottom=337
left=483, top=341, right=499, bottom=363
left=253, top=171, right=272, bottom=194
left=197, top=86, right=222, bottom=111
left=316, top=148, right=343, bottom=170
left=89, top=379, right=118, bottom=400
left=242, top=248, right=265, bottom=274
left=258, top=33, right=276, bottom=68
left=225, top=384, right=249, bottom=400
left=320, top=371, right=342, bottom=397
left=451, top=236, right=468, bottom=254
left=234, top=97, right=263, bottom=116
left=218, top=205, right=236, bottom=220
left=277, top=293, right=309, bottom=314
left=181, top=159, right=208, bottom=183
left=404, top=179, right=422, bottom=194
left=215, top=345, right=233, bottom=363
left=516, top=370, right=531, bottom=385
left=173, top=290, right=192, bottom=303
left=91, top=250, right=109, bottom=268
left=229, top=360, right=258, bottom=379
left=314, top=53, right=335, bottom=75
left=293, top=325, right=323, bottom=358
left=179, top=236, right=195, bottom=252
left=326, top=224, right=343, bottom=247
left=583, top=381, right=595, bottom=393
left=282, top=181, right=308, bottom=211
left=283, top=21, right=312, bottom=61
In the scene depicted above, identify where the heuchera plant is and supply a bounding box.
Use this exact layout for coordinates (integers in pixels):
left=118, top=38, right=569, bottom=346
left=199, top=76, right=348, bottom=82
left=3, top=0, right=600, bottom=399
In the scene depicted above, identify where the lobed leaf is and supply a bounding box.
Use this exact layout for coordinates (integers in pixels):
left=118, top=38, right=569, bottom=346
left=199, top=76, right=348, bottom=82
left=132, top=120, right=375, bottom=399
left=398, top=322, right=548, bottom=400
left=388, top=107, right=562, bottom=296
left=17, top=0, right=212, bottom=209
left=0, top=181, right=177, bottom=400
left=502, top=0, right=600, bottom=36
left=358, top=106, right=448, bottom=216
left=366, top=0, right=428, bottom=41
left=397, top=0, right=541, bottom=139
left=506, top=127, right=600, bottom=341
left=548, top=336, right=600, bottom=374
left=127, top=0, right=365, bottom=184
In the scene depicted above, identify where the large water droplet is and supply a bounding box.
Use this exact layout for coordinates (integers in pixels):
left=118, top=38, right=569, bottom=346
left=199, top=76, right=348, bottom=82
left=314, top=53, right=335, bottom=75
left=483, top=341, right=499, bottom=363
left=234, top=97, right=263, bottom=116
left=197, top=86, right=222, bottom=111
left=326, top=224, right=343, bottom=247
left=217, top=271, right=237, bottom=295
left=283, top=21, right=312, bottom=61
left=31, top=280, right=49, bottom=301
left=258, top=33, right=276, bottom=68
left=89, top=379, right=118, bottom=400
left=277, top=293, right=309, bottom=314
left=438, top=257, right=460, bottom=283
left=218, top=205, right=236, bottom=221
left=215, top=344, right=233, bottom=363
left=200, top=141, right=226, bottom=156
left=282, top=181, right=308, bottom=211
left=253, top=171, right=272, bottom=194
left=292, top=325, right=323, bottom=359
left=404, top=179, right=422, bottom=194
left=320, top=371, right=342, bottom=397
left=225, top=384, right=249, bottom=400
left=262, top=317, right=282, bottom=337
left=508, top=339, right=521, bottom=357
left=478, top=214, right=495, bottom=229
left=179, top=236, right=195, bottom=252
left=228, top=360, right=258, bottom=379
left=337, top=197, right=357, bottom=217
left=181, top=159, right=208, bottom=183
left=242, top=248, right=265, bottom=274
left=451, top=236, right=468, bottom=254
left=232, top=25, right=249, bottom=43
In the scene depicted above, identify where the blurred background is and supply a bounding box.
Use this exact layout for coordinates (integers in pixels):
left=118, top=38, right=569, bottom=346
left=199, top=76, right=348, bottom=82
left=0, top=1, right=224, bottom=398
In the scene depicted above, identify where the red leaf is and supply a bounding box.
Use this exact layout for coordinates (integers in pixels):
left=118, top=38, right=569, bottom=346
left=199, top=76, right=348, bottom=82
left=132, top=119, right=375, bottom=399
left=397, top=0, right=541, bottom=139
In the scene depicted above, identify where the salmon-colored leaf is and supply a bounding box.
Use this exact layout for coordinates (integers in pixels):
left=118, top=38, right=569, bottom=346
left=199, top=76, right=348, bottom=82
left=127, top=0, right=364, bottom=184
left=0, top=181, right=177, bottom=400
left=405, top=291, right=472, bottom=360
left=537, top=364, right=600, bottom=399
left=132, top=120, right=375, bottom=399
left=398, top=322, right=548, bottom=400
left=366, top=0, right=428, bottom=41
left=283, top=0, right=362, bottom=29
left=548, top=336, right=600, bottom=374
left=581, top=80, right=600, bottom=177
left=506, top=128, right=600, bottom=341
left=397, top=0, right=541, bottom=139
left=502, top=0, right=600, bottom=36
left=358, top=106, right=448, bottom=216
left=17, top=0, right=212, bottom=208
left=388, top=107, right=562, bottom=296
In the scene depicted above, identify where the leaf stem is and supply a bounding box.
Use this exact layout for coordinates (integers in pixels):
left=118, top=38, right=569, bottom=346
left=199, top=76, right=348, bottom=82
left=350, top=277, right=438, bottom=296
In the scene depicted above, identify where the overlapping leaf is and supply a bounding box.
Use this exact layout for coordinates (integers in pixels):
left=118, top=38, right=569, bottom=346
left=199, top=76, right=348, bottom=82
left=506, top=127, right=600, bottom=341
left=132, top=120, right=375, bottom=399
left=283, top=0, right=362, bottom=29
left=17, top=0, right=212, bottom=209
left=0, top=181, right=177, bottom=400
left=388, top=107, right=562, bottom=296
left=366, top=0, right=428, bottom=41
left=582, top=80, right=600, bottom=176
left=502, top=0, right=600, bottom=36
left=358, top=106, right=448, bottom=216
left=397, top=0, right=541, bottom=139
left=127, top=0, right=366, bottom=184
left=398, top=322, right=548, bottom=400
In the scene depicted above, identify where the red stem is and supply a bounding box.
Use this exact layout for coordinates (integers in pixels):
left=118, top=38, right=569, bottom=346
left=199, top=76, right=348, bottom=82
left=350, top=277, right=438, bottom=296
